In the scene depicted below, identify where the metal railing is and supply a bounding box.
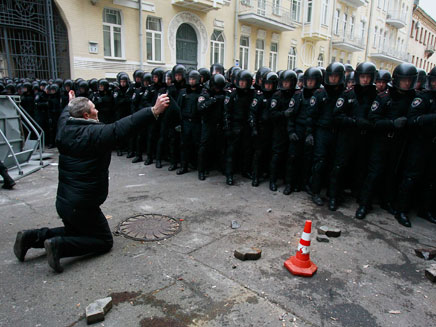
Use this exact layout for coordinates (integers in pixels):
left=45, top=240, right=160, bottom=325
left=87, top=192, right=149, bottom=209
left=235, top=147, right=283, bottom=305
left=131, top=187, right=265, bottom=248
left=372, top=46, right=409, bottom=61
left=386, top=10, right=407, bottom=25
left=239, top=0, right=293, bottom=25
left=332, top=32, right=365, bottom=48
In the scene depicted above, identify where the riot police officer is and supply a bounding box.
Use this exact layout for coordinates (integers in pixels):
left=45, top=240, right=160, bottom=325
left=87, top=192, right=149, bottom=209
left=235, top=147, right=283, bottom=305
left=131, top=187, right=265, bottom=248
left=375, top=70, right=391, bottom=93
left=114, top=73, right=133, bottom=156
left=92, top=79, right=114, bottom=124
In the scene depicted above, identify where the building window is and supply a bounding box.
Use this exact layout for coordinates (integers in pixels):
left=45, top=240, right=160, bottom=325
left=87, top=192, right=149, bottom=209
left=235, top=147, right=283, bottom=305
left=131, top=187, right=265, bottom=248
left=373, top=27, right=378, bottom=47
left=334, top=9, right=340, bottom=35
left=347, top=53, right=352, bottom=64
left=239, top=36, right=249, bottom=70
left=360, top=20, right=365, bottom=41
left=379, top=28, right=383, bottom=49
left=269, top=42, right=278, bottom=71
left=287, top=46, right=297, bottom=69
left=291, top=0, right=302, bottom=22
left=210, top=30, right=225, bottom=65
left=305, top=0, right=313, bottom=23
left=424, top=30, right=427, bottom=45
left=332, top=49, right=337, bottom=63
left=321, top=0, right=329, bottom=25
left=411, top=55, right=415, bottom=65
left=342, top=13, right=347, bottom=36
left=317, top=53, right=324, bottom=67
left=410, top=20, right=415, bottom=38
left=255, top=39, right=265, bottom=71
left=273, top=0, right=281, bottom=15
left=257, top=0, right=266, bottom=16
left=103, top=8, right=123, bottom=58
left=146, top=17, right=162, bottom=62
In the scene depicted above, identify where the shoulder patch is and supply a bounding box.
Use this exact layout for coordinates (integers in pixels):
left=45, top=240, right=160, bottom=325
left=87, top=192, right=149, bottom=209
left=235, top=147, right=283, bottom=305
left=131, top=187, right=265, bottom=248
left=411, top=98, right=422, bottom=108
left=336, top=98, right=344, bottom=108
left=371, top=101, right=379, bottom=111
left=289, top=98, right=295, bottom=108
left=251, top=98, right=258, bottom=107
left=310, top=96, right=316, bottom=106
left=270, top=99, right=277, bottom=108
left=198, top=96, right=205, bottom=103
left=224, top=96, right=230, bottom=105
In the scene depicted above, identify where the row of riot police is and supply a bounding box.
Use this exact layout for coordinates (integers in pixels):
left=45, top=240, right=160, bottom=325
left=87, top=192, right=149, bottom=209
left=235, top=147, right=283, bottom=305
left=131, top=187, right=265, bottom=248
left=2, top=61, right=435, bottom=228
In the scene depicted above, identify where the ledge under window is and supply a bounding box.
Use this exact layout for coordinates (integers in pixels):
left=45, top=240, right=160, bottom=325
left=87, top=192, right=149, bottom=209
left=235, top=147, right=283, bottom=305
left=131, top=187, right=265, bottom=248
left=104, top=56, right=126, bottom=61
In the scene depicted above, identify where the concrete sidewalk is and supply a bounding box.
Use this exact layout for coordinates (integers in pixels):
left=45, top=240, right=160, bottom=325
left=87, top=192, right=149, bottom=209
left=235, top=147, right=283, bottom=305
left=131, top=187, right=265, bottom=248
left=0, top=151, right=435, bottom=327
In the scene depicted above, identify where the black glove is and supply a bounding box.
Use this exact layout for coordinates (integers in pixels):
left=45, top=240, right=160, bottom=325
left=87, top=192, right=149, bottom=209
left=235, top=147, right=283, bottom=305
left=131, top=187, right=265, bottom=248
left=356, top=118, right=371, bottom=129
left=305, top=134, right=314, bottom=146
left=289, top=133, right=299, bottom=142
left=284, top=109, right=293, bottom=118
left=393, top=117, right=407, bottom=129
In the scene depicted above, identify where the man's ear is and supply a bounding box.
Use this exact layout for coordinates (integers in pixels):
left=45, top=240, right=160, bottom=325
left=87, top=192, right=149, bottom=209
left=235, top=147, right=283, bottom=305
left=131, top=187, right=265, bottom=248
left=83, top=112, right=89, bottom=119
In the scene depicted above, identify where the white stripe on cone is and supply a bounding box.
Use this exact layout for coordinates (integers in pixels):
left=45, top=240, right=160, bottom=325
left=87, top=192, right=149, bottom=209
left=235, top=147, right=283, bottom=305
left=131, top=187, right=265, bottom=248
left=301, top=232, right=311, bottom=242
left=298, top=243, right=310, bottom=254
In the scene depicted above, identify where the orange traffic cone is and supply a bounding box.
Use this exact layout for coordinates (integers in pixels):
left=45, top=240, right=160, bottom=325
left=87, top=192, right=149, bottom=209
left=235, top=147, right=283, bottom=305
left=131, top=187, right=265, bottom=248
left=284, top=220, right=317, bottom=277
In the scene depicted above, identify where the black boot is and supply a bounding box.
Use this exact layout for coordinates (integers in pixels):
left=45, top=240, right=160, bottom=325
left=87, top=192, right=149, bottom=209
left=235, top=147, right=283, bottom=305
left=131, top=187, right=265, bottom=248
left=132, top=156, right=143, bottom=163
left=328, top=198, right=337, bottom=211
left=155, top=160, right=162, bottom=168
left=269, top=181, right=277, bottom=192
left=144, top=157, right=153, bottom=165
left=355, top=205, right=368, bottom=219
left=168, top=163, right=177, bottom=171
left=304, top=184, right=312, bottom=195
left=198, top=172, right=205, bottom=181
left=116, top=150, right=123, bottom=156
left=126, top=152, right=135, bottom=158
left=418, top=212, right=436, bottom=224
left=283, top=184, right=292, bottom=195
left=395, top=212, right=411, bottom=227
left=13, top=230, right=38, bottom=262
left=252, top=176, right=259, bottom=187
left=226, top=175, right=234, bottom=186
left=44, top=238, right=63, bottom=273
left=177, top=166, right=188, bottom=175
left=312, top=194, right=324, bottom=206
left=1, top=167, right=15, bottom=190
left=381, top=202, right=397, bottom=215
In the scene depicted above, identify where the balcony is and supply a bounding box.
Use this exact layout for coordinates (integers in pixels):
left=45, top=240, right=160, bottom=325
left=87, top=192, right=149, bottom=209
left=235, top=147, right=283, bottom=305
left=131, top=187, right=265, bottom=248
left=369, top=46, right=408, bottom=64
left=386, top=10, right=407, bottom=29
left=302, top=31, right=329, bottom=41
left=339, top=0, right=366, bottom=8
left=172, top=0, right=224, bottom=12
left=332, top=32, right=365, bottom=52
left=238, top=0, right=295, bottom=32
left=425, top=44, right=435, bottom=58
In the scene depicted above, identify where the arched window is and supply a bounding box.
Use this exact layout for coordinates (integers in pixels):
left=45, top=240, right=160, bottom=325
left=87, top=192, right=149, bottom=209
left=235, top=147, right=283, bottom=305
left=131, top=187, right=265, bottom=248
left=103, top=8, right=123, bottom=58
left=287, top=47, right=297, bottom=70
left=210, top=30, right=225, bottom=65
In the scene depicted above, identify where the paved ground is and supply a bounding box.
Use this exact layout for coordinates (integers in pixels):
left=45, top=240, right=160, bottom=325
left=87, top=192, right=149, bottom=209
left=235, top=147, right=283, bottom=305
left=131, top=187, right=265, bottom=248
left=0, top=151, right=435, bottom=327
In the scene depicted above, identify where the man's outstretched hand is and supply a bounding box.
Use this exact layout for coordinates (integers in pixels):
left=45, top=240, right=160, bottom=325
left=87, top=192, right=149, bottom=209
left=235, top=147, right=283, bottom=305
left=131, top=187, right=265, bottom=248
left=153, top=94, right=170, bottom=116
left=68, top=90, right=75, bottom=102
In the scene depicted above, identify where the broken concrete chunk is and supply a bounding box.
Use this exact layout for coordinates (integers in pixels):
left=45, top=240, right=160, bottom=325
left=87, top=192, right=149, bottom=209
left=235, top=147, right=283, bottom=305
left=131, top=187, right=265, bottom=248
left=317, top=226, right=329, bottom=235
left=316, top=235, right=330, bottom=243
left=234, top=247, right=262, bottom=261
left=231, top=220, right=240, bottom=229
left=86, top=297, right=113, bottom=325
left=317, top=225, right=341, bottom=237
left=414, top=248, right=436, bottom=260
left=425, top=264, right=436, bottom=283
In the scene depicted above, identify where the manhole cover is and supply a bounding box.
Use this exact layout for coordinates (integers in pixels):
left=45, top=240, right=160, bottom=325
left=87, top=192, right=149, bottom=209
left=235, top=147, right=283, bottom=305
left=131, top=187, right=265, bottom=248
left=116, top=214, right=181, bottom=241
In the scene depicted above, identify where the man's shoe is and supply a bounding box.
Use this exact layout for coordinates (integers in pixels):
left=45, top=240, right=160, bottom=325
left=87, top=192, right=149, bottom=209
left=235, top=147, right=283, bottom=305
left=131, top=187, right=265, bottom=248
left=381, top=202, right=397, bottom=215
left=283, top=184, right=292, bottom=195
left=252, top=177, right=259, bottom=187
left=116, top=150, right=123, bottom=156
left=132, top=156, right=142, bottom=163
left=395, top=212, right=411, bottom=228
left=293, top=186, right=301, bottom=192
left=168, top=164, right=177, bottom=171
left=304, top=184, right=313, bottom=196
left=44, top=238, right=63, bottom=273
left=328, top=198, right=338, bottom=211
left=177, top=167, right=188, bottom=175
left=198, top=172, right=205, bottom=181
left=226, top=175, right=234, bottom=186
left=126, top=152, right=135, bottom=159
left=269, top=182, right=277, bottom=192
left=13, top=230, right=37, bottom=262
left=144, top=157, right=153, bottom=165
left=355, top=205, right=368, bottom=219
left=418, top=212, right=436, bottom=224
left=155, top=160, right=162, bottom=169
left=312, top=194, right=324, bottom=206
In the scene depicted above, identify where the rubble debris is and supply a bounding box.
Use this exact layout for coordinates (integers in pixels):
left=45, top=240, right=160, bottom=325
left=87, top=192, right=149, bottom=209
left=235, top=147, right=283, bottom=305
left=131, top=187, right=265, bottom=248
left=317, top=225, right=341, bottom=237
left=234, top=247, right=262, bottom=261
left=414, top=248, right=436, bottom=260
left=316, top=235, right=330, bottom=243
left=424, top=264, right=436, bottom=283
left=85, top=297, right=112, bottom=325
left=231, top=220, right=241, bottom=229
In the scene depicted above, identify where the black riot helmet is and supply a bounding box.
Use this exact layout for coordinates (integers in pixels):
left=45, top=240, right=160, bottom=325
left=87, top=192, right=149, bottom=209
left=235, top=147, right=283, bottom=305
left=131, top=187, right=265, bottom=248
left=392, top=63, right=418, bottom=91
left=98, top=78, right=109, bottom=91
left=344, top=64, right=354, bottom=74
left=303, top=67, right=323, bottom=89
left=354, top=62, right=377, bottom=86
left=164, top=70, right=173, bottom=84
left=198, top=68, right=211, bottom=84
left=280, top=70, right=298, bottom=90
left=49, top=83, right=60, bottom=94
left=40, top=80, right=48, bottom=88
left=293, top=67, right=303, bottom=74
left=416, top=68, right=427, bottom=89
left=63, top=79, right=73, bottom=90
left=133, top=69, right=145, bottom=82
left=32, top=81, right=40, bottom=92
left=425, top=66, right=436, bottom=91
left=22, top=81, right=32, bottom=92
left=345, top=72, right=355, bottom=88
left=210, top=63, right=224, bottom=75
left=262, top=72, right=278, bottom=92
left=118, top=73, right=130, bottom=83
left=117, top=71, right=128, bottom=83
left=255, top=67, right=271, bottom=86
left=324, top=62, right=345, bottom=86
left=172, top=64, right=187, bottom=79
left=78, top=80, right=89, bottom=93
left=188, top=70, right=201, bottom=87
left=376, top=70, right=392, bottom=83
left=143, top=72, right=152, bottom=85
left=210, top=73, right=226, bottom=91
left=89, top=78, right=98, bottom=92
left=237, top=70, right=253, bottom=89
left=230, top=67, right=242, bottom=86
left=151, top=67, right=165, bottom=85
left=54, top=78, right=63, bottom=88
left=226, top=66, right=236, bottom=82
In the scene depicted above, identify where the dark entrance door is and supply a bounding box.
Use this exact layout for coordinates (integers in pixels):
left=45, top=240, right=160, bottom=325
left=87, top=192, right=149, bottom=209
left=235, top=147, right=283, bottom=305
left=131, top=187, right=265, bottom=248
left=176, top=23, right=198, bottom=70
left=0, top=0, right=70, bottom=79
